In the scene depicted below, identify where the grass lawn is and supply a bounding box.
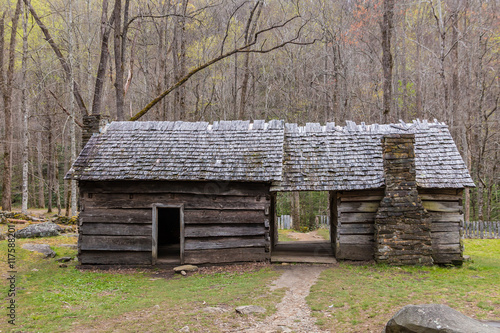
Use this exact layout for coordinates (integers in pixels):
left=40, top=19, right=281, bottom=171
left=307, top=239, right=500, bottom=332
left=278, top=229, right=298, bottom=242
left=0, top=235, right=284, bottom=332
left=1, top=230, right=498, bottom=332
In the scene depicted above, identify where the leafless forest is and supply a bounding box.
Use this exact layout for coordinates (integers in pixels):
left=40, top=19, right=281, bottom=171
left=0, top=0, right=498, bottom=220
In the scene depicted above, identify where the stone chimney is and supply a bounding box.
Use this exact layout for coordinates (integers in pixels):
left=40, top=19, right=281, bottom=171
left=375, top=134, right=433, bottom=265
left=82, top=115, right=108, bottom=149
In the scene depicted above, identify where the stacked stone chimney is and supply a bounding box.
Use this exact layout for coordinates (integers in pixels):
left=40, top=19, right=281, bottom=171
left=82, top=115, right=108, bottom=149
left=375, top=134, right=433, bottom=265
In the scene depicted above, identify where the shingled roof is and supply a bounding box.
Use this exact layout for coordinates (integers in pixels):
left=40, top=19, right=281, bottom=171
left=276, top=120, right=475, bottom=191
left=66, top=119, right=475, bottom=190
left=67, top=120, right=285, bottom=182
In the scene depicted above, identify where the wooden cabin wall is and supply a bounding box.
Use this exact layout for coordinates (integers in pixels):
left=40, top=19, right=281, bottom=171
left=420, top=188, right=464, bottom=264
left=78, top=181, right=271, bottom=265
left=334, top=190, right=384, bottom=260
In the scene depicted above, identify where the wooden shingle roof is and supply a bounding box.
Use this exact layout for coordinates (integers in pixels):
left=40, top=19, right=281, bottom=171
left=66, top=119, right=475, bottom=190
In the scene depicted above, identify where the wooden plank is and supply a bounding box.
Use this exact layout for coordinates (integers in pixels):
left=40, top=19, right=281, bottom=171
left=432, top=243, right=461, bottom=253
left=430, top=222, right=460, bottom=233
left=336, top=244, right=374, bottom=260
left=184, top=209, right=265, bottom=224
left=338, top=202, right=379, bottom=213
left=81, top=180, right=270, bottom=196
left=81, top=223, right=151, bottom=236
left=339, top=196, right=383, bottom=202
left=338, top=190, right=384, bottom=198
left=418, top=188, right=461, bottom=195
left=422, top=201, right=461, bottom=213
left=184, top=225, right=266, bottom=237
left=338, top=224, right=374, bottom=235
left=419, top=193, right=461, bottom=201
left=184, top=236, right=266, bottom=250
left=432, top=253, right=463, bottom=264
left=427, top=212, right=463, bottom=223
left=79, top=251, right=152, bottom=265
left=85, top=193, right=269, bottom=210
left=431, top=232, right=460, bottom=244
left=79, top=209, right=152, bottom=223
left=340, top=212, right=377, bottom=223
left=184, top=248, right=267, bottom=264
left=338, top=234, right=374, bottom=244
left=80, top=235, right=152, bottom=251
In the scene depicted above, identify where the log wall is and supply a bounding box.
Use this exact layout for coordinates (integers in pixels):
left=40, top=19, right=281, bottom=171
left=333, top=190, right=383, bottom=260
left=333, top=188, right=464, bottom=264
left=420, top=188, right=464, bottom=264
left=78, top=181, right=271, bottom=265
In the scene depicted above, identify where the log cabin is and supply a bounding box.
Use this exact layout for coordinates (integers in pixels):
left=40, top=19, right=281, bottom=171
left=65, top=118, right=474, bottom=266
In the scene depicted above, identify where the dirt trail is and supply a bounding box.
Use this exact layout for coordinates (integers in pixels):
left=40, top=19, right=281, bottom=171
left=240, top=265, right=328, bottom=333
left=287, top=230, right=325, bottom=242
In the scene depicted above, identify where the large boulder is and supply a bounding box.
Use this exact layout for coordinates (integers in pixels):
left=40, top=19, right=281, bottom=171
left=21, top=244, right=56, bottom=258
left=385, top=304, right=500, bottom=333
left=14, top=222, right=62, bottom=238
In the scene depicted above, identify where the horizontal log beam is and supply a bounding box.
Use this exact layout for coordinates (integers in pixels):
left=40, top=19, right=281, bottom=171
left=184, top=248, right=268, bottom=264
left=80, top=235, right=152, bottom=251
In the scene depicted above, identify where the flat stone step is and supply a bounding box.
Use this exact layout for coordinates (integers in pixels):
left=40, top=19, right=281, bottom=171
left=271, top=255, right=337, bottom=264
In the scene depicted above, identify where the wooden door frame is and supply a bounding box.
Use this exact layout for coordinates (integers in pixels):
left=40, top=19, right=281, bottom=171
left=152, top=203, right=184, bottom=265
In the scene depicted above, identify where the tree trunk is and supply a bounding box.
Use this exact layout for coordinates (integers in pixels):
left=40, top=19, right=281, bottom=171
left=1, top=0, right=22, bottom=212
left=21, top=0, right=29, bottom=213
left=380, top=0, right=394, bottom=123
left=37, top=131, right=45, bottom=208
left=291, top=191, right=300, bottom=231
left=239, top=0, right=262, bottom=119
left=47, top=116, right=53, bottom=213
left=69, top=0, right=78, bottom=216
left=91, top=0, right=114, bottom=116
left=113, top=0, right=125, bottom=120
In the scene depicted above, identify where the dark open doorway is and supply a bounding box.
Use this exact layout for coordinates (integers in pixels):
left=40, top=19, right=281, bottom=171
left=153, top=205, right=184, bottom=265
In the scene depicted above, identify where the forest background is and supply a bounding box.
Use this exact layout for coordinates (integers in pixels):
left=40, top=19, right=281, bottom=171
left=0, top=0, right=498, bottom=224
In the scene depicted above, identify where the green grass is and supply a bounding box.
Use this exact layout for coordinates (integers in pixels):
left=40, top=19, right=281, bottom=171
left=0, top=236, right=284, bottom=332
left=307, top=239, right=500, bottom=332
left=278, top=229, right=298, bottom=242
left=315, top=227, right=330, bottom=241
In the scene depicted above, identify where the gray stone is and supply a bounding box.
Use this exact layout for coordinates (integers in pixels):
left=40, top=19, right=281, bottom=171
left=235, top=305, right=266, bottom=315
left=180, top=271, right=187, bottom=276
left=385, top=304, right=500, bottom=333
left=60, top=244, right=77, bottom=249
left=173, top=265, right=198, bottom=273
left=0, top=232, right=5, bottom=241
left=56, top=257, right=72, bottom=262
left=22, top=244, right=56, bottom=258
left=203, top=307, right=227, bottom=314
left=276, top=326, right=292, bottom=332
left=14, top=222, right=62, bottom=238
left=179, top=326, right=190, bottom=332
left=59, top=263, right=68, bottom=268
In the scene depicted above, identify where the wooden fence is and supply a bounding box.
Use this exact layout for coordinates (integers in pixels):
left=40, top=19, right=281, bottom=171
left=277, top=215, right=292, bottom=229
left=461, top=221, right=500, bottom=239
left=277, top=215, right=330, bottom=229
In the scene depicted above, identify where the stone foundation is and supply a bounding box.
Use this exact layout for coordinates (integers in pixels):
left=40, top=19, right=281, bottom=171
left=375, top=134, right=433, bottom=265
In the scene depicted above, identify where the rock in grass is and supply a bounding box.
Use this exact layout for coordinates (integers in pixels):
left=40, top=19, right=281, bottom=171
left=203, top=307, right=228, bottom=314
left=235, top=305, right=266, bottom=315
left=385, top=304, right=500, bottom=333
left=179, top=326, right=190, bottom=332
left=22, top=243, right=56, bottom=258
left=60, top=244, right=77, bottom=249
left=173, top=265, right=198, bottom=273
left=56, top=257, right=72, bottom=263
left=14, top=222, right=62, bottom=238
left=59, top=263, right=68, bottom=268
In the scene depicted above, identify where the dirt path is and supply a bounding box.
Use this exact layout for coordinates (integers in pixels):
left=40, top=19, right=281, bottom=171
left=239, top=265, right=327, bottom=333
left=287, top=230, right=325, bottom=242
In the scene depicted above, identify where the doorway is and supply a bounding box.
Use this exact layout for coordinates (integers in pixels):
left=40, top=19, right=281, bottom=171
left=272, top=191, right=335, bottom=263
left=152, top=204, right=184, bottom=265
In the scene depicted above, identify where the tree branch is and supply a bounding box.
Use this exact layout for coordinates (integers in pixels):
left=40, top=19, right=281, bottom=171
left=23, top=0, right=88, bottom=116
left=48, top=90, right=84, bottom=128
